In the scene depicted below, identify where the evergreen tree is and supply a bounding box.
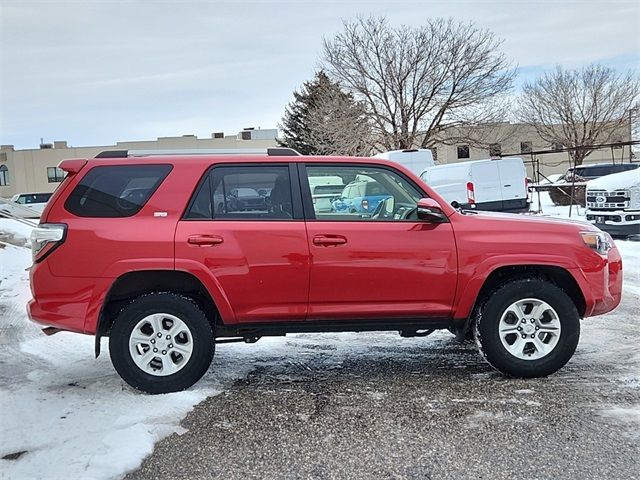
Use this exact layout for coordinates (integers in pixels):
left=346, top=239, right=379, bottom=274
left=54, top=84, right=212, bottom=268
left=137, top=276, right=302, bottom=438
left=279, top=71, right=372, bottom=155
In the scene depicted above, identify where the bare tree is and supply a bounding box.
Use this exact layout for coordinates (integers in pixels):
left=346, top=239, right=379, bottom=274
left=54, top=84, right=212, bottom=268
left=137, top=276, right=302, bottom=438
left=322, top=16, right=515, bottom=151
left=518, top=64, right=640, bottom=166
left=304, top=83, right=374, bottom=156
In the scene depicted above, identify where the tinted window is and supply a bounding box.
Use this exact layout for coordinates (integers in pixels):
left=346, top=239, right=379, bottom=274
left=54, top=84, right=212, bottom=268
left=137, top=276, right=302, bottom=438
left=65, top=165, right=172, bottom=217
left=185, top=165, right=293, bottom=220
left=184, top=174, right=212, bottom=219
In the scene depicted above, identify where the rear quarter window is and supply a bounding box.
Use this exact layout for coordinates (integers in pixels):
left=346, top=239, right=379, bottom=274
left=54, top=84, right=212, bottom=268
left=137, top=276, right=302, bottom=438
left=64, top=165, right=172, bottom=217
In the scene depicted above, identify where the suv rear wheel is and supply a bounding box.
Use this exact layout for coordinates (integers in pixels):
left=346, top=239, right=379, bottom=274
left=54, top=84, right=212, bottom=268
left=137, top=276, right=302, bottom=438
left=109, top=292, right=214, bottom=394
left=474, top=279, right=580, bottom=377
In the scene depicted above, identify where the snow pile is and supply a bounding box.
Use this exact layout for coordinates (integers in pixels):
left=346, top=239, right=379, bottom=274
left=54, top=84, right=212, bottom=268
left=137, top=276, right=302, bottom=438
left=0, top=218, right=35, bottom=247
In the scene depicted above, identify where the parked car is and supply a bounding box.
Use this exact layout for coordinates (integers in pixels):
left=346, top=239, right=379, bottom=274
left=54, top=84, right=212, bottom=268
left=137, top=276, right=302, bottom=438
left=0, top=192, right=52, bottom=218
left=332, top=177, right=392, bottom=214
left=226, top=187, right=266, bottom=212
left=28, top=149, right=622, bottom=393
left=373, top=149, right=435, bottom=176
left=564, top=163, right=638, bottom=181
left=420, top=157, right=529, bottom=212
left=585, top=168, right=640, bottom=238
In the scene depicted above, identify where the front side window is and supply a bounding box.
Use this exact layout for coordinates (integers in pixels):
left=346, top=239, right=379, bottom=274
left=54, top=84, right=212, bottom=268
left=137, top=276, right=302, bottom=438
left=65, top=165, right=172, bottom=217
left=47, top=166, right=66, bottom=183
left=185, top=165, right=294, bottom=220
left=305, top=165, right=423, bottom=221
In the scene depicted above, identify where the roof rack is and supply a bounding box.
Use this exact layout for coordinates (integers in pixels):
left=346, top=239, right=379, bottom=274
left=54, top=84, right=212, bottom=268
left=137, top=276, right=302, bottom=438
left=94, top=147, right=300, bottom=158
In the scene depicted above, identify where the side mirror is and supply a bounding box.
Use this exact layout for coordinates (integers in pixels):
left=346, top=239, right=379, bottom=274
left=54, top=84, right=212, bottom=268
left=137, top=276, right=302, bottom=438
left=417, top=198, right=448, bottom=223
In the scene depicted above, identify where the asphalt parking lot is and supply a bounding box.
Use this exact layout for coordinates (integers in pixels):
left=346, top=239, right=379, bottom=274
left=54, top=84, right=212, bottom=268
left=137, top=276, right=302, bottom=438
left=126, top=287, right=639, bottom=480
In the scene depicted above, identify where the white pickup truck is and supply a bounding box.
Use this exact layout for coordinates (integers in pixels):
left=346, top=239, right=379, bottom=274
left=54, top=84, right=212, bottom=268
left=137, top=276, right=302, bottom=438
left=586, top=168, right=640, bottom=238
left=0, top=192, right=53, bottom=219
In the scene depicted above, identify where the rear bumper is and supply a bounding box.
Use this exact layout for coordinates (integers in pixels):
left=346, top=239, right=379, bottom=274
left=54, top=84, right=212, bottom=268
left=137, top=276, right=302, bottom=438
left=28, top=262, right=106, bottom=334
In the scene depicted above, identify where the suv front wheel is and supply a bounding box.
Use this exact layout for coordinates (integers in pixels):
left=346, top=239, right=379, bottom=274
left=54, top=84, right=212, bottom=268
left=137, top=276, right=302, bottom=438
left=109, top=292, right=215, bottom=394
left=474, top=278, right=580, bottom=377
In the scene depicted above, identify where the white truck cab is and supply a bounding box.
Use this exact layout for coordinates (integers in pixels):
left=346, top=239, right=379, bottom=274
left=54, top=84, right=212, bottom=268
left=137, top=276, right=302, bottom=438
left=586, top=168, right=640, bottom=238
left=420, top=157, right=529, bottom=212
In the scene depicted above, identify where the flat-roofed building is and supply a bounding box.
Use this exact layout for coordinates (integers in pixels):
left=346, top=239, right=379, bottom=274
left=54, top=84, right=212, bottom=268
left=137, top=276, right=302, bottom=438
left=0, top=128, right=278, bottom=197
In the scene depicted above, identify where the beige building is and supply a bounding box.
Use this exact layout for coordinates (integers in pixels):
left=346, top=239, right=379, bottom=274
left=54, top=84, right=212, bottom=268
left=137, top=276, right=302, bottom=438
left=431, top=122, right=634, bottom=180
left=0, top=128, right=279, bottom=198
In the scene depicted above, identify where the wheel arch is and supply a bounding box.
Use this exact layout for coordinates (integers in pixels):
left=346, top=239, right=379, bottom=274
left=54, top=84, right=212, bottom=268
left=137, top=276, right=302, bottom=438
left=454, top=264, right=586, bottom=339
left=475, top=265, right=586, bottom=315
left=95, top=270, right=221, bottom=357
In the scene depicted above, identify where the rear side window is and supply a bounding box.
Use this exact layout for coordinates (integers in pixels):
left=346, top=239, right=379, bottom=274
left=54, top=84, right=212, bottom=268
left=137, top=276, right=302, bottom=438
left=185, top=165, right=294, bottom=220
left=65, top=165, right=172, bottom=217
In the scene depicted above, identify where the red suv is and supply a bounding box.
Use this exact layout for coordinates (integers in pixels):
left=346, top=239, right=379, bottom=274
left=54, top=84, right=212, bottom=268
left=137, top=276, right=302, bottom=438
left=28, top=149, right=623, bottom=393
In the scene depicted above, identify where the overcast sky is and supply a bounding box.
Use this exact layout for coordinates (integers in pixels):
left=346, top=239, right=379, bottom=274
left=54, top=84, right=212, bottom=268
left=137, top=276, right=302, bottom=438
left=1, top=0, right=638, bottom=149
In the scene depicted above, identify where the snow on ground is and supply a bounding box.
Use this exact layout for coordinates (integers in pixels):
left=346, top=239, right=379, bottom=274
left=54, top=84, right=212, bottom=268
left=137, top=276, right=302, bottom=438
left=528, top=191, right=588, bottom=220
left=0, top=211, right=638, bottom=479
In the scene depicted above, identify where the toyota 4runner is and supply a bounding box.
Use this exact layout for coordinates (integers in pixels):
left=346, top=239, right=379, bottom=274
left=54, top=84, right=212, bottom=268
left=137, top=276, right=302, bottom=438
left=28, top=148, right=623, bottom=393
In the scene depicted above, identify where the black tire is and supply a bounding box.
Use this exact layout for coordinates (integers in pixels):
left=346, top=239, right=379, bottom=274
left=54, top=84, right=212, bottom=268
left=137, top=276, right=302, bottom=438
left=473, top=278, right=580, bottom=378
left=109, top=292, right=215, bottom=394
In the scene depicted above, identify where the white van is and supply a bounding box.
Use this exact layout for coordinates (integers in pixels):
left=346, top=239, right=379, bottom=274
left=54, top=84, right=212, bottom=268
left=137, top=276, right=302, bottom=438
left=420, top=158, right=529, bottom=212
left=373, top=149, right=435, bottom=176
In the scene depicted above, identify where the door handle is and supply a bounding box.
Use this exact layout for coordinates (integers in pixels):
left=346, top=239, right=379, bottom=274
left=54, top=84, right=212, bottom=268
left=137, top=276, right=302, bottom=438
left=188, top=235, right=224, bottom=246
left=313, top=235, right=347, bottom=246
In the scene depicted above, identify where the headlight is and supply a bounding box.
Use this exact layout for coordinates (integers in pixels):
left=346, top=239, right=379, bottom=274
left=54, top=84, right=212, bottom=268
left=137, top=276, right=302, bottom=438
left=580, top=231, right=613, bottom=255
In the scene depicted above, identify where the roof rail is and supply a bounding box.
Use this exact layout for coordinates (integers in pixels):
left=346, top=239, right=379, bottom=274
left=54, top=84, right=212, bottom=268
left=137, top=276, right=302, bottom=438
left=94, top=147, right=300, bottom=158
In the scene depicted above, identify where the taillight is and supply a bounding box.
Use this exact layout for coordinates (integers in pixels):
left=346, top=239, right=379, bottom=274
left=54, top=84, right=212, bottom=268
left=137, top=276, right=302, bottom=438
left=31, top=224, right=66, bottom=262
left=361, top=199, right=369, bottom=210
left=466, top=182, right=475, bottom=204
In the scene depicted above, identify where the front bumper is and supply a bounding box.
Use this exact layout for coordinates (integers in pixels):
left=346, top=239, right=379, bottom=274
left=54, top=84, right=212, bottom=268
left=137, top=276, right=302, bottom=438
left=586, top=210, right=640, bottom=237
left=571, top=246, right=623, bottom=318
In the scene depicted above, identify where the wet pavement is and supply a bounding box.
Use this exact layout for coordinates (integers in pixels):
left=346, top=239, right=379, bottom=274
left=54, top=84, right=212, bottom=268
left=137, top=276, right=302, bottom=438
left=126, top=288, right=639, bottom=480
